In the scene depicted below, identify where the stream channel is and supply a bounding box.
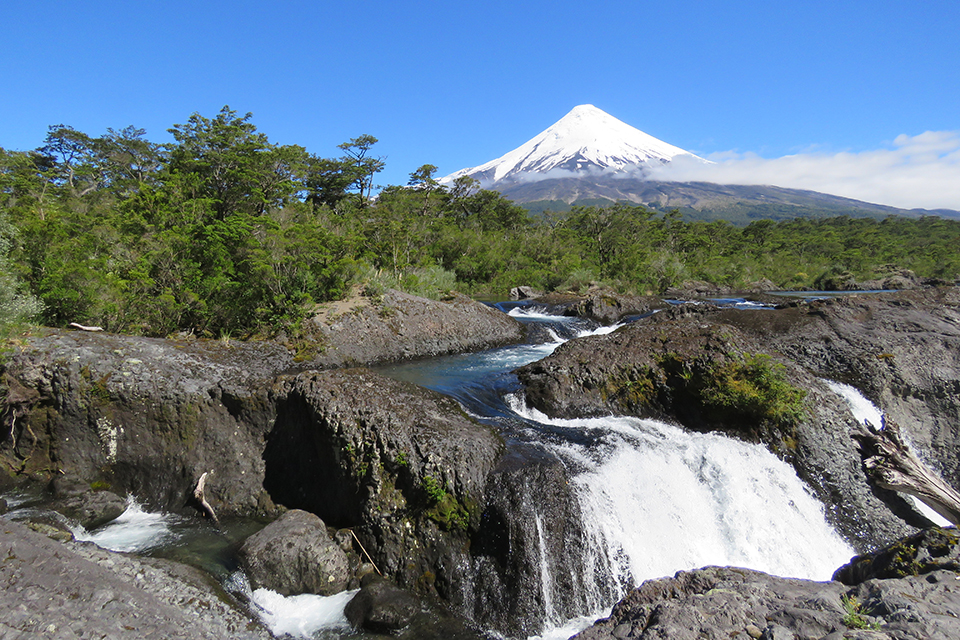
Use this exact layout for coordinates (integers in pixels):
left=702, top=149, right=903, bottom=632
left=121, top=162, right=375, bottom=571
left=3, top=300, right=870, bottom=639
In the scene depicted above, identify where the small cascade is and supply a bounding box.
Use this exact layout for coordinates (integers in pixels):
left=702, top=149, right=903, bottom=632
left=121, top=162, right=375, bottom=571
left=249, top=585, right=358, bottom=639
left=824, top=380, right=884, bottom=429
left=72, top=496, right=182, bottom=553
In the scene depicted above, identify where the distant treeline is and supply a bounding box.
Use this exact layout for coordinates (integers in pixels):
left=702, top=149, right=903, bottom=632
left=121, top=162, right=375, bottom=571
left=1, top=107, right=958, bottom=338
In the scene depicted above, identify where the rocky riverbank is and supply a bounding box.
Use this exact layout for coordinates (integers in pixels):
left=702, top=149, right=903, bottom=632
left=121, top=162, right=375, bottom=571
left=2, top=285, right=960, bottom=638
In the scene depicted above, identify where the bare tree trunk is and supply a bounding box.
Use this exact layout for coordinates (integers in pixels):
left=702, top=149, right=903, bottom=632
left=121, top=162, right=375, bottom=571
left=854, top=418, right=960, bottom=527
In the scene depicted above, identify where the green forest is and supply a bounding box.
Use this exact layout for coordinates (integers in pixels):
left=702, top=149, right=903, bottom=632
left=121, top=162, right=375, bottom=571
left=2, top=107, right=959, bottom=339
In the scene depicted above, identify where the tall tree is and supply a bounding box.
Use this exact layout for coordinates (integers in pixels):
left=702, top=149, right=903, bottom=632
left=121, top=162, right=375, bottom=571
left=337, top=134, right=384, bottom=207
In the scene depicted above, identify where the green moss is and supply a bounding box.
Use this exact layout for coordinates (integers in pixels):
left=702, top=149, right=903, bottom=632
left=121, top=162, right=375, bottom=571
left=422, top=475, right=446, bottom=503
left=421, top=475, right=471, bottom=531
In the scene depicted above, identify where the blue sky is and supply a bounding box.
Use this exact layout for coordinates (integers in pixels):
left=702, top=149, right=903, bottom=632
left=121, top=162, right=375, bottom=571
left=3, top=0, right=958, bottom=209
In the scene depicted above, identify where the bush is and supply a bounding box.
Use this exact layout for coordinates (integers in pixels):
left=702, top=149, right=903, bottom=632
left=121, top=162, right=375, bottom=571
left=700, top=353, right=807, bottom=427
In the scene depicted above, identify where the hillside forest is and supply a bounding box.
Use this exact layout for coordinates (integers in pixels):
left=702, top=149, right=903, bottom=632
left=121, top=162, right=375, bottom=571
left=1, top=107, right=959, bottom=339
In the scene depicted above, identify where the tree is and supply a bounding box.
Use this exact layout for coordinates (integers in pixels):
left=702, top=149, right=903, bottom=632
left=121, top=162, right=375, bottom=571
left=40, top=125, right=102, bottom=196
left=166, top=106, right=307, bottom=219
left=337, top=135, right=384, bottom=207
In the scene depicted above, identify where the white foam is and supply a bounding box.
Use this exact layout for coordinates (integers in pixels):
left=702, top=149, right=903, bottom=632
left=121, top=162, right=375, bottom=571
left=73, top=496, right=180, bottom=553
left=250, top=588, right=358, bottom=638
left=824, top=380, right=884, bottom=429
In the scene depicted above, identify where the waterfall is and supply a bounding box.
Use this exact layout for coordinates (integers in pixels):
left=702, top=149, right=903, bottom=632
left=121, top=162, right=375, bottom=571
left=508, top=396, right=855, bottom=637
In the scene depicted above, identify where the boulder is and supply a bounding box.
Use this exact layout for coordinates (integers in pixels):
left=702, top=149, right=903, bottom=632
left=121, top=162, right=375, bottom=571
left=344, top=575, right=422, bottom=632
left=563, top=291, right=662, bottom=325
left=50, top=476, right=127, bottom=530
left=510, top=285, right=544, bottom=300
left=238, top=509, right=349, bottom=596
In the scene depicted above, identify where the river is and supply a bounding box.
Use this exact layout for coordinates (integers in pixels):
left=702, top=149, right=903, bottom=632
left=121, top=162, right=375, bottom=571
left=2, top=300, right=860, bottom=640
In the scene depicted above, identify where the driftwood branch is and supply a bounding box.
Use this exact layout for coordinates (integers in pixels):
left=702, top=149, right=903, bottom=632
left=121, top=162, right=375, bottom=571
left=68, top=322, right=104, bottom=332
left=192, top=471, right=220, bottom=526
left=854, top=418, right=960, bottom=527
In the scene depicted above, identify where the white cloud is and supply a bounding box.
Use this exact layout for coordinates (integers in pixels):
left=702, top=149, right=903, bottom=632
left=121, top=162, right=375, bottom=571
left=647, top=131, right=960, bottom=211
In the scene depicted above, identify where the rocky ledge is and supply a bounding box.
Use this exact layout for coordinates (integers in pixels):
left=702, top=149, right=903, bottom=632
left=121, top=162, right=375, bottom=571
left=0, top=518, right=271, bottom=639
left=575, top=527, right=960, bottom=640
left=298, top=288, right=524, bottom=366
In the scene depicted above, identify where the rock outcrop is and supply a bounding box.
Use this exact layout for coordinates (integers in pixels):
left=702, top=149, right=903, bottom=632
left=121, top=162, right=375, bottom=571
left=575, top=526, right=960, bottom=640
left=238, top=509, right=350, bottom=596
left=300, top=288, right=523, bottom=366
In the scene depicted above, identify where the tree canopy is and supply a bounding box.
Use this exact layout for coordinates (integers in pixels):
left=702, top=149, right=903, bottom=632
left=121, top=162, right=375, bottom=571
left=1, top=107, right=958, bottom=339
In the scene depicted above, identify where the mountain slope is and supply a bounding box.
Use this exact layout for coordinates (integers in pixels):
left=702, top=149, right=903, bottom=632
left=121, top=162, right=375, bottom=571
left=443, top=105, right=960, bottom=223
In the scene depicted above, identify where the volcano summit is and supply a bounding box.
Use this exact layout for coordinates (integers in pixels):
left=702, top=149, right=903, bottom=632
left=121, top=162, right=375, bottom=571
left=443, top=105, right=952, bottom=221
left=443, top=104, right=705, bottom=187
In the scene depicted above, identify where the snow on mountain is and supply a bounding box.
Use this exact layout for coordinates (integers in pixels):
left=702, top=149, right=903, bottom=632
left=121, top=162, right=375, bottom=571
left=442, top=104, right=706, bottom=187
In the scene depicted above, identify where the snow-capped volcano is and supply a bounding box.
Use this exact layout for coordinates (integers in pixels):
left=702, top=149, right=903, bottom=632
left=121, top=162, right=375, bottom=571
left=443, top=104, right=705, bottom=187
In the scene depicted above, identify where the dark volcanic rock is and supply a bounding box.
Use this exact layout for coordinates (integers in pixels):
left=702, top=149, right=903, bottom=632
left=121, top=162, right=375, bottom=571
left=577, top=526, right=960, bottom=640
left=0, top=288, right=520, bottom=517
left=721, top=287, right=960, bottom=492
left=572, top=561, right=960, bottom=640
left=834, top=527, right=960, bottom=585
left=265, top=368, right=503, bottom=600
left=50, top=476, right=127, bottom=530
left=0, top=518, right=270, bottom=639
left=345, top=575, right=422, bottom=632
left=468, top=445, right=597, bottom=638
left=0, top=329, right=286, bottom=517
left=238, top=509, right=349, bottom=596
left=533, top=290, right=664, bottom=324
left=345, top=574, right=487, bottom=640
left=301, top=288, right=524, bottom=366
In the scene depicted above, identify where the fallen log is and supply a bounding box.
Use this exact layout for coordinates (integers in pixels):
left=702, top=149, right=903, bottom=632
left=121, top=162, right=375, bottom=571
left=854, top=418, right=960, bottom=527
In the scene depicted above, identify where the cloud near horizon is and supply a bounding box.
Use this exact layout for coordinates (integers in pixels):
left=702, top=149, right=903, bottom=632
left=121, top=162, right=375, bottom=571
left=647, top=130, right=960, bottom=211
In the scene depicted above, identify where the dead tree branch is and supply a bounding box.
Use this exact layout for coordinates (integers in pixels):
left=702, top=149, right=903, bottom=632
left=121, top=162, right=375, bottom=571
left=854, top=418, right=960, bottom=527
left=192, top=471, right=220, bottom=527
